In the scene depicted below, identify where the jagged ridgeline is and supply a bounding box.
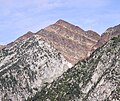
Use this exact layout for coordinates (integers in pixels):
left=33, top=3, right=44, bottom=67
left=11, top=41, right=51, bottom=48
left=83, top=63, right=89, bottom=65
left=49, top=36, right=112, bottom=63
left=0, top=35, right=71, bottom=101
left=28, top=36, right=120, bottom=101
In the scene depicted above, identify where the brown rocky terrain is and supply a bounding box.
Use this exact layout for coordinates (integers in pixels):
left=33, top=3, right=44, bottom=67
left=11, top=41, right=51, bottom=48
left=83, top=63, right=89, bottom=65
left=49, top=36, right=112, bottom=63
left=93, top=24, right=120, bottom=50
left=0, top=20, right=120, bottom=101
left=36, top=19, right=100, bottom=64
left=0, top=20, right=101, bottom=64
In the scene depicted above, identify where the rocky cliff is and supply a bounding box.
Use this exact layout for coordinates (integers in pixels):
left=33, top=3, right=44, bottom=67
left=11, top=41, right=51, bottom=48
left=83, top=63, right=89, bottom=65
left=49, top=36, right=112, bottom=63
left=29, top=35, right=120, bottom=101
left=36, top=19, right=100, bottom=64
left=0, top=34, right=72, bottom=101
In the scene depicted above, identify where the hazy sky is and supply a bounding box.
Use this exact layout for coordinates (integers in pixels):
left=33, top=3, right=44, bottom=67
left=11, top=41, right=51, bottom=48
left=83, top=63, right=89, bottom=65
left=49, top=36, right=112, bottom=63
left=0, top=0, right=120, bottom=44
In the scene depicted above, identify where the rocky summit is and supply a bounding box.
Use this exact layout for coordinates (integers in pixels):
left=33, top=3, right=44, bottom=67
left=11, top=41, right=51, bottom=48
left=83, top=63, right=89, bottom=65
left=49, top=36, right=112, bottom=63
left=29, top=35, right=120, bottom=101
left=36, top=19, right=100, bottom=64
left=0, top=34, right=72, bottom=101
left=1, top=20, right=101, bottom=64
left=1, top=20, right=120, bottom=64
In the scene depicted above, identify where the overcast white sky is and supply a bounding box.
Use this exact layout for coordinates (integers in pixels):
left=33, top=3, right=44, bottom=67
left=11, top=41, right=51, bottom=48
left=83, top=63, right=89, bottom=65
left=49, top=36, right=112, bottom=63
left=0, top=0, right=120, bottom=44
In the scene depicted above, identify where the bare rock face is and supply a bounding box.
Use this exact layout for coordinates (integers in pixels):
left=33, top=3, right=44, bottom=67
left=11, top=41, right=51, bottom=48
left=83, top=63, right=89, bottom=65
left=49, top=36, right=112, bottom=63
left=36, top=19, right=100, bottom=64
left=93, top=24, right=120, bottom=50
left=85, top=30, right=100, bottom=42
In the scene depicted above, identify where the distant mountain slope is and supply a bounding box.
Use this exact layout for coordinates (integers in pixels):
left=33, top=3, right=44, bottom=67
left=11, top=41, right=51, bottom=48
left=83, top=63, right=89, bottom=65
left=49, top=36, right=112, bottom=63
left=30, top=35, right=120, bottom=101
left=36, top=19, right=100, bottom=64
left=0, top=34, right=72, bottom=101
left=93, top=24, right=120, bottom=50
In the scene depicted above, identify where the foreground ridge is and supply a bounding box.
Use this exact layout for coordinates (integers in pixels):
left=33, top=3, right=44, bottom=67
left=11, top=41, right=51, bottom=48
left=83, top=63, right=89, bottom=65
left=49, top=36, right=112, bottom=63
left=29, top=36, right=120, bottom=101
left=0, top=35, right=72, bottom=101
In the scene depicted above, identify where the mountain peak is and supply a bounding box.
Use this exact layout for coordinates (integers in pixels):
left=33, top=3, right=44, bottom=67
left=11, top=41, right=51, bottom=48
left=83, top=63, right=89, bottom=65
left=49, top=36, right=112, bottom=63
left=55, top=19, right=76, bottom=26
left=37, top=20, right=100, bottom=64
left=55, top=19, right=74, bottom=27
left=55, top=19, right=66, bottom=24
left=55, top=19, right=85, bottom=34
left=1, top=19, right=101, bottom=64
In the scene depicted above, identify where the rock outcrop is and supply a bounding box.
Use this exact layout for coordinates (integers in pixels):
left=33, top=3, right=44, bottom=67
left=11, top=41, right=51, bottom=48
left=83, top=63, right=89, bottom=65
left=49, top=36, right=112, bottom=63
left=36, top=19, right=100, bottom=64
left=0, top=34, right=72, bottom=101
left=30, top=35, right=120, bottom=101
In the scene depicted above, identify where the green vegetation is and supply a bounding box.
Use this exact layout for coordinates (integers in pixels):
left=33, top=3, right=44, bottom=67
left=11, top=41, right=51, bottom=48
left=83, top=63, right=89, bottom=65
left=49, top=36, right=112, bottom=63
left=26, top=36, right=120, bottom=101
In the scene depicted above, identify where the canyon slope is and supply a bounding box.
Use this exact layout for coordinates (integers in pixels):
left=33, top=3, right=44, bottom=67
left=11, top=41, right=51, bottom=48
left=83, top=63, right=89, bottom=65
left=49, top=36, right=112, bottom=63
left=29, top=35, right=120, bottom=101
left=0, top=34, right=72, bottom=101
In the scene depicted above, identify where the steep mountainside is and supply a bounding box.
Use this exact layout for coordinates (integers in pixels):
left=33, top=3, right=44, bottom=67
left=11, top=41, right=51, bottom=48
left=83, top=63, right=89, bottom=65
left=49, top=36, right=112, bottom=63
left=93, top=24, right=120, bottom=50
left=0, top=35, right=72, bottom=101
left=36, top=19, right=100, bottom=64
left=30, top=35, right=120, bottom=101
